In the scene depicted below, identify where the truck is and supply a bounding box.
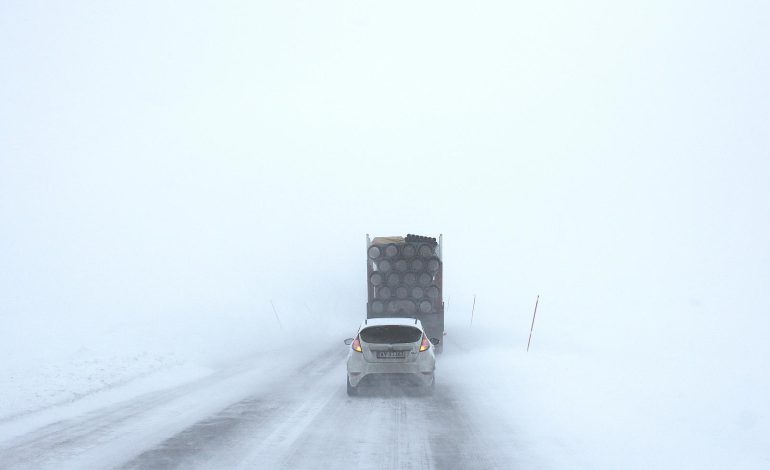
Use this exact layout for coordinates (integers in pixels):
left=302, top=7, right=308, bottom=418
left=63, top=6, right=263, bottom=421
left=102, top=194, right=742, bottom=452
left=366, top=233, right=444, bottom=353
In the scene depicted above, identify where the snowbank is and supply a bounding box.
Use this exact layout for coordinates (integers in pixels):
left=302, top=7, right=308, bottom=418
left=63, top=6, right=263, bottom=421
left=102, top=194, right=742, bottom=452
left=0, top=302, right=354, bottom=423
left=441, top=314, right=770, bottom=470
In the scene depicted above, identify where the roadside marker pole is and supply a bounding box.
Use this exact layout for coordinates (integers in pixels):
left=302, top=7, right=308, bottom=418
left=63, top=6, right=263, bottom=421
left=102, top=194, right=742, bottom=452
left=526, top=295, right=540, bottom=352
left=270, top=300, right=283, bottom=329
left=470, top=294, right=476, bottom=327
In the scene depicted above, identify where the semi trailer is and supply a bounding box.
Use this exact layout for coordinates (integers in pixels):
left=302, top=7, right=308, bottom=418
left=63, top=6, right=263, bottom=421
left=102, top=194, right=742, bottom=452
left=366, top=233, right=444, bottom=352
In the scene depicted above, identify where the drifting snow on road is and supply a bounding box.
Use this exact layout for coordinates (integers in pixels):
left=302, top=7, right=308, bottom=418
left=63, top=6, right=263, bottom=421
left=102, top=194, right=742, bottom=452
left=0, top=344, right=516, bottom=470
left=4, top=327, right=767, bottom=470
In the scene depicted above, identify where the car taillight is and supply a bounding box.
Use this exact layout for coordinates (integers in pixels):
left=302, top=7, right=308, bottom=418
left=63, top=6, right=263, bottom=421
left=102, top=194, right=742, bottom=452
left=419, top=335, right=430, bottom=352
left=351, top=336, right=362, bottom=353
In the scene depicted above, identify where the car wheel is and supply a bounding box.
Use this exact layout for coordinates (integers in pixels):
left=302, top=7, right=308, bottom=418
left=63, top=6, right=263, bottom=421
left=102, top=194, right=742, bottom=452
left=423, top=376, right=435, bottom=396
left=347, top=377, right=358, bottom=397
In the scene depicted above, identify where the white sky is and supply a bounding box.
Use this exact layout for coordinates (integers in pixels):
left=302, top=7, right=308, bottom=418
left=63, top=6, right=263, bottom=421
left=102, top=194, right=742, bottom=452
left=1, top=1, right=769, bottom=350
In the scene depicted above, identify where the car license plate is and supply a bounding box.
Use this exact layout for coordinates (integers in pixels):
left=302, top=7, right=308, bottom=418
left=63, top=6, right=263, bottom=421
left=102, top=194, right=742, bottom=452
left=376, top=351, right=406, bottom=359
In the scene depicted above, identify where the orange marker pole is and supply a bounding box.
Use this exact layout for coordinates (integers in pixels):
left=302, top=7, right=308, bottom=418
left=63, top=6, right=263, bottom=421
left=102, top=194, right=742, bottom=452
left=526, top=295, right=540, bottom=352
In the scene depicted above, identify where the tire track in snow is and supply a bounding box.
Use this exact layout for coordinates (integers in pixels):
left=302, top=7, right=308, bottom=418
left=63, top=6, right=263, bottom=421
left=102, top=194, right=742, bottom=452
left=0, top=347, right=341, bottom=470
left=123, top=354, right=505, bottom=469
left=1, top=343, right=517, bottom=470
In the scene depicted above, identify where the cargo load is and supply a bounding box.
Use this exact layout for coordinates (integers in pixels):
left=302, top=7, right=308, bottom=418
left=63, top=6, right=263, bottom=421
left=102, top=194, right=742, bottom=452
left=366, top=234, right=444, bottom=352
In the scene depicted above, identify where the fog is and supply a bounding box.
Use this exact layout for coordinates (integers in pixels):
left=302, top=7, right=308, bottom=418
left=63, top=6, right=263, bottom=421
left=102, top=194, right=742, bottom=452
left=1, top=1, right=769, bottom=468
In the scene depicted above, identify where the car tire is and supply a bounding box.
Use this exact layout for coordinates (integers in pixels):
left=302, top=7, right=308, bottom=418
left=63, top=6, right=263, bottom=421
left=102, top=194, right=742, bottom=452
left=347, top=377, right=358, bottom=397
left=423, top=376, right=436, bottom=396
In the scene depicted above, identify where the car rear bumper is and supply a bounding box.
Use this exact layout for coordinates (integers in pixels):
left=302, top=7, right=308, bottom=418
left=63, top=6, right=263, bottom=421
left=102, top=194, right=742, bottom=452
left=347, top=354, right=435, bottom=387
left=352, top=372, right=434, bottom=388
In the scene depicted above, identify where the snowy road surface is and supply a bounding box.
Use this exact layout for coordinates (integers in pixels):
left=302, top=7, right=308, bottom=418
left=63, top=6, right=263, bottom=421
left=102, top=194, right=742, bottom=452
left=0, top=344, right=517, bottom=470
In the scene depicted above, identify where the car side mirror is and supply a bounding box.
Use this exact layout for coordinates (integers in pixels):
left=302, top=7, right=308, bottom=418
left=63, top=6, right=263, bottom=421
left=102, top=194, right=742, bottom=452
left=430, top=338, right=440, bottom=345
left=344, top=338, right=354, bottom=345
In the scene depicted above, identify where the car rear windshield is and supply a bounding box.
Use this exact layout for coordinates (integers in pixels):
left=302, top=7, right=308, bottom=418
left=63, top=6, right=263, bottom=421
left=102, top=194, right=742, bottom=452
left=360, top=325, right=422, bottom=344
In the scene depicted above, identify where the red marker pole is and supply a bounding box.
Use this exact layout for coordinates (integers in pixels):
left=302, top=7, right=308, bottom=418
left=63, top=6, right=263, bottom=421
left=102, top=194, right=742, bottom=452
left=526, top=295, right=540, bottom=352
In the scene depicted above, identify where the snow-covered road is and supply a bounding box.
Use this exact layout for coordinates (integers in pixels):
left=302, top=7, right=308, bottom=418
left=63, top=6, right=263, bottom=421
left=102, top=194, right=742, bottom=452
left=0, top=344, right=516, bottom=470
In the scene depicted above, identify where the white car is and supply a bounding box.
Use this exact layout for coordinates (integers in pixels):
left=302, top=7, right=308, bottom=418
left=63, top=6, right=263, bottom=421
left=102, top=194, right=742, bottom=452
left=345, top=317, right=437, bottom=396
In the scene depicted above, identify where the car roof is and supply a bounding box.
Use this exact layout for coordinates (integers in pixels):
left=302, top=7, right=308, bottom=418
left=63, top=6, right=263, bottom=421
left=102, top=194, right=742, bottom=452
left=360, top=317, right=423, bottom=328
